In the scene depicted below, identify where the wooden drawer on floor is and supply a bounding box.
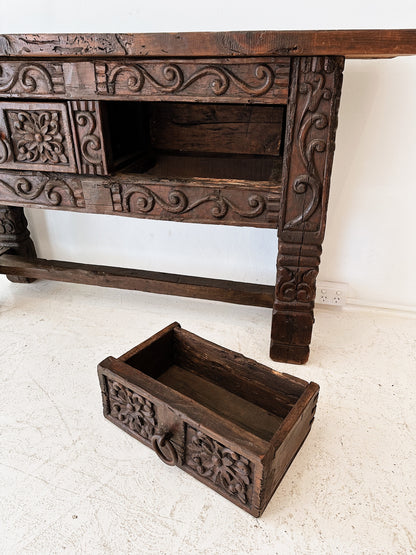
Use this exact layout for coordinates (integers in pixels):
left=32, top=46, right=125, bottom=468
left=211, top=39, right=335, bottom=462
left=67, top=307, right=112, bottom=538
left=97, top=322, right=319, bottom=517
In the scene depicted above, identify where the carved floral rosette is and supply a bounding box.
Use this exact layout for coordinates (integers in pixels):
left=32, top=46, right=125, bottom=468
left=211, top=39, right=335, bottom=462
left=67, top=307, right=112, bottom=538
left=8, top=110, right=68, bottom=165
left=107, top=380, right=157, bottom=441
left=185, top=426, right=252, bottom=505
left=0, top=102, right=77, bottom=173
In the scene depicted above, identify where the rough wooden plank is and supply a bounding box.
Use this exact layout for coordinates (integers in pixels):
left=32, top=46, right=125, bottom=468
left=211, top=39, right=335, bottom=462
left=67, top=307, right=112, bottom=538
left=0, top=253, right=275, bottom=307
left=0, top=30, right=415, bottom=59
left=158, top=365, right=284, bottom=441
left=260, top=382, right=319, bottom=513
left=149, top=103, right=284, bottom=156
left=174, top=327, right=306, bottom=418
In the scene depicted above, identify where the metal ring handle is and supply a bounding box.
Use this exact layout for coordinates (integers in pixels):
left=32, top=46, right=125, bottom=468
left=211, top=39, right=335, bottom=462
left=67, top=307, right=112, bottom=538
left=151, top=433, right=178, bottom=466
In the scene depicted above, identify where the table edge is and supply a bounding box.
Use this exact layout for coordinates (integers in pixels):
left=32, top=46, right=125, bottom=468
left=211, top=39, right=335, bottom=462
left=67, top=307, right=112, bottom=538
left=0, top=30, right=415, bottom=59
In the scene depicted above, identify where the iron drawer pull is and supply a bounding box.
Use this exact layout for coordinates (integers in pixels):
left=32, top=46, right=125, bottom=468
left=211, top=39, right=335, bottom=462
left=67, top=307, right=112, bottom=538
left=151, top=433, right=178, bottom=466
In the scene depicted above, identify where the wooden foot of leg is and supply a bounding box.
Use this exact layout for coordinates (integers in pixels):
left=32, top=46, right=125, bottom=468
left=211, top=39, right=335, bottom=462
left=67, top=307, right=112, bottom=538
left=0, top=206, right=37, bottom=283
left=270, top=242, right=321, bottom=364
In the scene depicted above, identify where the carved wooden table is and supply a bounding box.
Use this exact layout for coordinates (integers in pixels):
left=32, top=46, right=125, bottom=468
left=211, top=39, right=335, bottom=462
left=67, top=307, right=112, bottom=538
left=0, top=31, right=415, bottom=363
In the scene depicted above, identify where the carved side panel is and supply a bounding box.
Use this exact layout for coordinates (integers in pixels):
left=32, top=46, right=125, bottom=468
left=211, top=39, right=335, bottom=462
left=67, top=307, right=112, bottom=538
left=69, top=100, right=107, bottom=175
left=94, top=58, right=290, bottom=104
left=279, top=56, right=344, bottom=244
left=184, top=426, right=253, bottom=506
left=0, top=101, right=77, bottom=173
left=0, top=62, right=65, bottom=97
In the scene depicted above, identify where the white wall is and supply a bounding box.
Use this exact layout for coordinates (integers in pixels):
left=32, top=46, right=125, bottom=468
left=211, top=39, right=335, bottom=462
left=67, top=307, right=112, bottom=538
left=1, top=1, right=416, bottom=310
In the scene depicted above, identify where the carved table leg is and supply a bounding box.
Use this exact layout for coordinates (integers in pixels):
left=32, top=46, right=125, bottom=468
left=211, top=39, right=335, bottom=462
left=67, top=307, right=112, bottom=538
left=0, top=206, right=37, bottom=283
left=270, top=56, right=344, bottom=364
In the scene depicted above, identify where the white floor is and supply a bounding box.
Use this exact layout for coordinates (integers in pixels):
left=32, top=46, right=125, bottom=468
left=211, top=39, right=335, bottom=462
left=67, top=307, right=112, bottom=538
left=0, top=278, right=415, bottom=554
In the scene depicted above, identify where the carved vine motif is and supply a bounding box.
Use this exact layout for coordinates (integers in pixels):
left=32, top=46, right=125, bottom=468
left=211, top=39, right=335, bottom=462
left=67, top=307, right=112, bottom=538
left=7, top=110, right=69, bottom=165
left=0, top=136, right=11, bottom=163
left=0, top=62, right=65, bottom=94
left=276, top=266, right=318, bottom=303
left=0, top=207, right=34, bottom=259
left=284, top=57, right=334, bottom=230
left=107, top=380, right=157, bottom=440
left=185, top=428, right=252, bottom=505
left=0, top=207, right=20, bottom=235
left=96, top=62, right=274, bottom=97
left=74, top=110, right=103, bottom=165
left=117, top=185, right=266, bottom=219
left=0, top=176, right=85, bottom=207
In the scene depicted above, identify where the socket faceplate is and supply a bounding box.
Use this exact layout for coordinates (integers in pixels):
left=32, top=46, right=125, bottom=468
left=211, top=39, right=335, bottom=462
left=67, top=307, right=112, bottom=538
left=316, top=281, right=348, bottom=306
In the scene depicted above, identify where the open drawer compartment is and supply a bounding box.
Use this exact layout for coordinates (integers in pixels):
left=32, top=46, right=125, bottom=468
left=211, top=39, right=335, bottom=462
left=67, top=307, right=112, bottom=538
left=97, top=322, right=319, bottom=517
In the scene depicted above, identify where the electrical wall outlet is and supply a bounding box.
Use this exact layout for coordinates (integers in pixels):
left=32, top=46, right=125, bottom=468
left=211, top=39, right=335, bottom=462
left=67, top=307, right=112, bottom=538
left=316, top=281, right=348, bottom=307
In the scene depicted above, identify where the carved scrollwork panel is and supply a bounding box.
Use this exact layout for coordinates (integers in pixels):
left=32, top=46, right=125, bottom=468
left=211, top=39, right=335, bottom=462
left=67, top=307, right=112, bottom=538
left=69, top=100, right=106, bottom=175
left=0, top=174, right=85, bottom=208
left=107, top=181, right=280, bottom=227
left=185, top=426, right=253, bottom=506
left=123, top=186, right=266, bottom=218
left=95, top=59, right=290, bottom=103
left=0, top=62, right=65, bottom=96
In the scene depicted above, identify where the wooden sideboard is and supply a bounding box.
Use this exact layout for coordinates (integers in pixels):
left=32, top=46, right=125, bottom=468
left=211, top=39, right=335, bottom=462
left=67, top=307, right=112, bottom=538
left=0, top=30, right=415, bottom=363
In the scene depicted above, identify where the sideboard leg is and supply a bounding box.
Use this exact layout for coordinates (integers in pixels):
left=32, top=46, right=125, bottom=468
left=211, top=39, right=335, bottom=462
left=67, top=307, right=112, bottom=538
left=0, top=206, right=37, bottom=283
left=270, top=55, right=344, bottom=363
left=270, top=240, right=321, bottom=364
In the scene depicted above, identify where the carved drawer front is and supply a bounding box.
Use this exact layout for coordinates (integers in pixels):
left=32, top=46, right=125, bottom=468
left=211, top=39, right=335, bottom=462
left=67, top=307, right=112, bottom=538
left=0, top=100, right=142, bottom=176
left=0, top=101, right=77, bottom=173
left=100, top=375, right=185, bottom=466
left=98, top=322, right=320, bottom=517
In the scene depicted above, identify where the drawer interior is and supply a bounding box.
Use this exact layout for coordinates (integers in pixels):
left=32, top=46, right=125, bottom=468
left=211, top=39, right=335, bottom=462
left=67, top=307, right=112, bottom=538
left=157, top=365, right=283, bottom=441
left=120, top=326, right=306, bottom=442
left=107, top=100, right=284, bottom=183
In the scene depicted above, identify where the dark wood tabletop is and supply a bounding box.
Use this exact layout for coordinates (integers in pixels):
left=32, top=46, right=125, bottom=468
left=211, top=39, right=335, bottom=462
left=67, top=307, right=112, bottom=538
left=0, top=30, right=415, bottom=59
